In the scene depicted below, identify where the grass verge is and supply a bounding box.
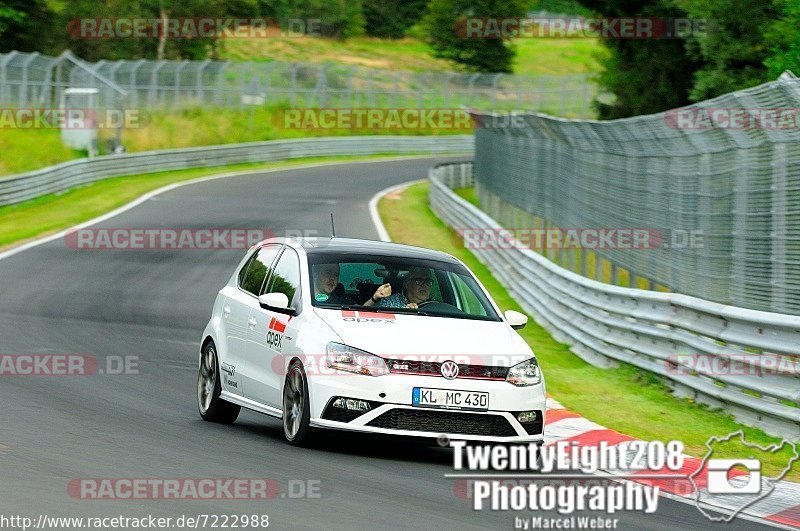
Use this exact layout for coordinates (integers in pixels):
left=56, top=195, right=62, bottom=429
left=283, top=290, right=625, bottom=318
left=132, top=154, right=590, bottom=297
left=0, top=154, right=425, bottom=250
left=219, top=36, right=454, bottom=72
left=219, top=35, right=606, bottom=77
left=379, top=181, right=799, bottom=481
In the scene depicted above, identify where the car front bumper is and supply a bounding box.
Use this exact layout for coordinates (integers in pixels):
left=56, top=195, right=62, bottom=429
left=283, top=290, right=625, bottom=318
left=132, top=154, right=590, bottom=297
left=307, top=372, right=546, bottom=442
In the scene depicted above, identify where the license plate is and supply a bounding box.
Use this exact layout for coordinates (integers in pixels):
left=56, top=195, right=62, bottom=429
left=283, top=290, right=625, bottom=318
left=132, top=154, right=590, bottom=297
left=412, top=388, right=489, bottom=411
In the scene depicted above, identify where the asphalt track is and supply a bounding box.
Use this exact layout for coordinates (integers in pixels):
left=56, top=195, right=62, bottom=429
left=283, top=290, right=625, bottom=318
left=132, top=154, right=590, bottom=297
left=0, top=157, right=773, bottom=530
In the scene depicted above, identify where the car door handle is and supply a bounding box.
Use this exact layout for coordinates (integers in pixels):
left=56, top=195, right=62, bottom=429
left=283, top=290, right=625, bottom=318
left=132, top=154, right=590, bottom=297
left=248, top=318, right=257, bottom=329
left=223, top=306, right=231, bottom=317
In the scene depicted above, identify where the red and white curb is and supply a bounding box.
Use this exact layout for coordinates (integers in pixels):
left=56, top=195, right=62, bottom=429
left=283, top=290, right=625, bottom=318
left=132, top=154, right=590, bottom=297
left=545, top=397, right=800, bottom=529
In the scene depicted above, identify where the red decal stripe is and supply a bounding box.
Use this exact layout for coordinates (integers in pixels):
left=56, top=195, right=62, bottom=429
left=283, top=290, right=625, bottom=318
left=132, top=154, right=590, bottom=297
left=357, top=311, right=395, bottom=320
left=268, top=317, right=287, bottom=333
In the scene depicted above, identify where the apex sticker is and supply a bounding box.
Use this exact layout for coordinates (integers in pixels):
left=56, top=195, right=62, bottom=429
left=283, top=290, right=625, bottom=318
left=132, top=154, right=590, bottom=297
left=266, top=317, right=287, bottom=350
left=341, top=310, right=396, bottom=323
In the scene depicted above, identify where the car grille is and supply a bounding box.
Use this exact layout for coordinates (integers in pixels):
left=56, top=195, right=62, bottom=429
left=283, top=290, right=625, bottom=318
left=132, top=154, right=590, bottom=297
left=386, top=360, right=508, bottom=380
left=366, top=409, right=518, bottom=437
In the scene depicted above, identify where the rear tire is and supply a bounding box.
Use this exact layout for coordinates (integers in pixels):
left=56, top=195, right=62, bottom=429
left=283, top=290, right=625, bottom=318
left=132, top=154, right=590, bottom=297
left=283, top=361, right=313, bottom=446
left=198, top=341, right=240, bottom=424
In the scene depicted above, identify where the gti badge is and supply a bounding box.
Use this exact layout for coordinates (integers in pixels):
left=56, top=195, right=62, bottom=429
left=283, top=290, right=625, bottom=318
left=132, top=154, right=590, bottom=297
left=440, top=361, right=459, bottom=379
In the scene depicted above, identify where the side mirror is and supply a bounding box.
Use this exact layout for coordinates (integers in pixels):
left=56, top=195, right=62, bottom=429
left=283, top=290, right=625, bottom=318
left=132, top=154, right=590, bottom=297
left=259, top=292, right=295, bottom=316
left=504, top=310, right=528, bottom=330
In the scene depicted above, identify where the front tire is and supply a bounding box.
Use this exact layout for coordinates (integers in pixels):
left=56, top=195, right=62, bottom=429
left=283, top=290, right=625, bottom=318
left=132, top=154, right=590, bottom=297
left=198, top=341, right=240, bottom=424
left=283, top=361, right=313, bottom=446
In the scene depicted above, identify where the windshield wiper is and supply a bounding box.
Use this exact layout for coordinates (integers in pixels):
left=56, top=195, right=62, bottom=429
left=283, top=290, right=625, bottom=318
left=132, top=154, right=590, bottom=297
left=332, top=304, right=430, bottom=316
left=377, top=306, right=430, bottom=316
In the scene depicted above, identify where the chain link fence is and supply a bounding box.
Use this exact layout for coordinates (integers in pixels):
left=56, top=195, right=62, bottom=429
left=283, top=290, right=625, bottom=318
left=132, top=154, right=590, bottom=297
left=0, top=50, right=596, bottom=118
left=472, top=73, right=800, bottom=315
left=430, top=162, right=800, bottom=439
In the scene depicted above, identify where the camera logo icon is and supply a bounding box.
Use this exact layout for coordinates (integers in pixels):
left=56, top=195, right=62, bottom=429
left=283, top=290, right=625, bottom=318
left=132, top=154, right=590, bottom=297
left=690, top=431, right=798, bottom=522
left=706, top=459, right=761, bottom=494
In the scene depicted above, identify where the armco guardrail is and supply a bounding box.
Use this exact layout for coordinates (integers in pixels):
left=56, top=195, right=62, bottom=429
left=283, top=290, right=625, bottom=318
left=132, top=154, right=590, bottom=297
left=0, top=135, right=473, bottom=207
left=429, top=162, right=800, bottom=440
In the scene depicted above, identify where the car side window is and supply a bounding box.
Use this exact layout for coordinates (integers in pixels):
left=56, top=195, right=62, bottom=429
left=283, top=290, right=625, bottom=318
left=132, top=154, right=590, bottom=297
left=264, top=248, right=302, bottom=308
left=239, top=245, right=281, bottom=296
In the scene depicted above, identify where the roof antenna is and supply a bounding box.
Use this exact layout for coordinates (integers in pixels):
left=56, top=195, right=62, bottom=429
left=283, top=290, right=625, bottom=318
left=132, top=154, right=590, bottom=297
left=330, top=212, right=336, bottom=239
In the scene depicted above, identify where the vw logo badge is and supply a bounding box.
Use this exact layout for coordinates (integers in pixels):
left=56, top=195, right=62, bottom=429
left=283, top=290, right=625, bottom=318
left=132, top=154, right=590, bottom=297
left=440, top=361, right=459, bottom=380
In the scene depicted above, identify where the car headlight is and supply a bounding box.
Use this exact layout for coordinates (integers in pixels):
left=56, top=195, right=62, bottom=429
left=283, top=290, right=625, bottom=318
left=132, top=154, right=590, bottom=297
left=506, top=357, right=541, bottom=386
left=325, top=342, right=389, bottom=377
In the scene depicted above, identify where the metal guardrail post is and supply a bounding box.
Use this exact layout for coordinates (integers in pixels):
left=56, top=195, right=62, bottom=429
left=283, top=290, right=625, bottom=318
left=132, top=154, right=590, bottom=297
left=289, top=63, right=298, bottom=106
left=129, top=59, right=146, bottom=108
left=174, top=60, right=189, bottom=106
left=0, top=52, right=19, bottom=104
left=19, top=52, right=40, bottom=106
left=215, top=61, right=230, bottom=106
left=148, top=60, right=166, bottom=107
left=195, top=59, right=210, bottom=104
left=772, top=143, right=789, bottom=313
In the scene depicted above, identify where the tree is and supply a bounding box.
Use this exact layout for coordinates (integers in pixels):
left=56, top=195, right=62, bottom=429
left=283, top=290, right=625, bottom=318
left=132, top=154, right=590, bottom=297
left=423, top=0, right=528, bottom=73
left=0, top=5, right=24, bottom=44
left=363, top=0, right=427, bottom=39
left=578, top=0, right=700, bottom=118
left=0, top=0, right=58, bottom=53
left=764, top=0, right=800, bottom=78
left=61, top=0, right=252, bottom=61
left=259, top=0, right=364, bottom=39
left=579, top=0, right=800, bottom=117
left=676, top=0, right=781, bottom=101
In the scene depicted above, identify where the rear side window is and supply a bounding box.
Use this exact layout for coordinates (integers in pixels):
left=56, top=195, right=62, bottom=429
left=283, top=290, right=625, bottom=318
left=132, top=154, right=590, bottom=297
left=264, top=248, right=302, bottom=308
left=239, top=245, right=281, bottom=296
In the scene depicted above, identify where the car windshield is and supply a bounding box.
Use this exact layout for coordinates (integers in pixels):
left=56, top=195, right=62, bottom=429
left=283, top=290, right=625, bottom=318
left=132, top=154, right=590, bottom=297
left=307, top=253, right=501, bottom=322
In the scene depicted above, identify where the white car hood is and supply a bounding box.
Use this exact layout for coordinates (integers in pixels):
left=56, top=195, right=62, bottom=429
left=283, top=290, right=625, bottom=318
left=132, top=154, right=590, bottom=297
left=313, top=307, right=532, bottom=367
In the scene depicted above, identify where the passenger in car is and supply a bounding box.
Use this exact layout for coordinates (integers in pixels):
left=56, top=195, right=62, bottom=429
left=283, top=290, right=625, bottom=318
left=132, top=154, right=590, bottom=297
left=312, top=263, right=354, bottom=305
left=364, top=267, right=433, bottom=308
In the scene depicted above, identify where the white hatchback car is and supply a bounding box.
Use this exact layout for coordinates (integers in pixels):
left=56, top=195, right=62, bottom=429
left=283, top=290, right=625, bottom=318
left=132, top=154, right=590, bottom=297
left=198, top=237, right=546, bottom=446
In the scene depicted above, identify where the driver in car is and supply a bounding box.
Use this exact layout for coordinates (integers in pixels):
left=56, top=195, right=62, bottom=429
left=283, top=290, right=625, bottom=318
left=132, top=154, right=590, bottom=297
left=365, top=267, right=433, bottom=309
left=313, top=263, right=354, bottom=305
